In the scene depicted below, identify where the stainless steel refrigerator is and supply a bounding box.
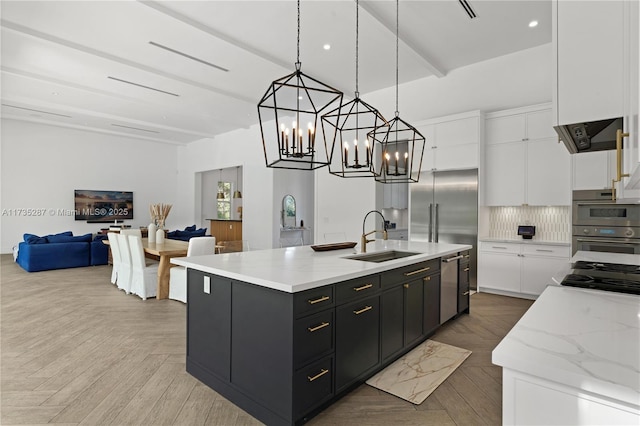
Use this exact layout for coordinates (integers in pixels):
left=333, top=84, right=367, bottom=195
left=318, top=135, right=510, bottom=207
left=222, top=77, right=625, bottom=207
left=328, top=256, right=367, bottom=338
left=410, top=168, right=478, bottom=292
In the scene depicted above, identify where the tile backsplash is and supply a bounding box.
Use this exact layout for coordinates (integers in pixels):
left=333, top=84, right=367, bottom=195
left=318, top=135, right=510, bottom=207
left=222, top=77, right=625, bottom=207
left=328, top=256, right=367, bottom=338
left=488, top=206, right=571, bottom=242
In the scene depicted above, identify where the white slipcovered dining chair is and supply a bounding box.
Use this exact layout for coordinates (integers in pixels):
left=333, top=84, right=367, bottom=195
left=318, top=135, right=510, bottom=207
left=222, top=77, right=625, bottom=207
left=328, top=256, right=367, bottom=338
left=107, top=232, right=121, bottom=285
left=128, top=235, right=159, bottom=300
left=115, top=233, right=132, bottom=294
left=169, top=236, right=216, bottom=303
left=279, top=237, right=304, bottom=248
left=120, top=228, right=142, bottom=238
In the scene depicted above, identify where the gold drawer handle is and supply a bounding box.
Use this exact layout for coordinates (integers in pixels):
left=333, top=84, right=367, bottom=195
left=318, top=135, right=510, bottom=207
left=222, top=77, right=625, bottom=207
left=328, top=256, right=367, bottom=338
left=404, top=267, right=430, bottom=276
left=353, top=283, right=373, bottom=292
left=403, top=283, right=409, bottom=288
left=308, top=296, right=330, bottom=305
left=308, top=322, right=330, bottom=332
left=308, top=368, right=329, bottom=382
left=463, top=291, right=470, bottom=296
left=463, top=267, right=470, bottom=272
left=423, top=276, right=431, bottom=282
left=353, top=305, right=372, bottom=315
left=464, top=254, right=470, bottom=258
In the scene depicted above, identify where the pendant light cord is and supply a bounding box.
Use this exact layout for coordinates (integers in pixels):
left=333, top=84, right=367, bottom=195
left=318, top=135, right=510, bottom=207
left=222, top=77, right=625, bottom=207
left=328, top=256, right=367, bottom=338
left=395, top=0, right=399, bottom=117
left=296, top=0, right=301, bottom=69
left=355, top=0, right=359, bottom=98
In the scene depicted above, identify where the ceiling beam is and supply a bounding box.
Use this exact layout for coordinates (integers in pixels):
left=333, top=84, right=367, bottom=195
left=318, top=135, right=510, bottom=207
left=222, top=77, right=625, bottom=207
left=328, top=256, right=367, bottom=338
left=1, top=19, right=257, bottom=105
left=140, top=1, right=292, bottom=71
left=359, top=1, right=446, bottom=78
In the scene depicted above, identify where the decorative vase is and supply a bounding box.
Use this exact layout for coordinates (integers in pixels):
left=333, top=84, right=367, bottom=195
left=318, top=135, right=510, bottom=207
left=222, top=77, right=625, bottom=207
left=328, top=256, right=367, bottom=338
left=156, top=228, right=165, bottom=244
left=148, top=223, right=157, bottom=243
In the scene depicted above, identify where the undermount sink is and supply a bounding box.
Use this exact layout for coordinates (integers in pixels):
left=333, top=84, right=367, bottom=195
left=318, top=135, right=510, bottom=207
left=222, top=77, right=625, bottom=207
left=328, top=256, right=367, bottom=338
left=345, top=250, right=421, bottom=263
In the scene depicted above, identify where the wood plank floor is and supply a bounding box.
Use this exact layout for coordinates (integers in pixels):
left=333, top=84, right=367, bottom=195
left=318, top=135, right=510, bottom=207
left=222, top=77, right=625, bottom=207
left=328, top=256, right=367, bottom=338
left=1, top=254, right=533, bottom=425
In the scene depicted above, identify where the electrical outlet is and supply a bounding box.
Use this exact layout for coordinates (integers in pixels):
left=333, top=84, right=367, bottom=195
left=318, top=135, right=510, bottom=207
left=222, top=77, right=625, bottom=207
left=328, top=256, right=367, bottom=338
left=203, top=276, right=211, bottom=294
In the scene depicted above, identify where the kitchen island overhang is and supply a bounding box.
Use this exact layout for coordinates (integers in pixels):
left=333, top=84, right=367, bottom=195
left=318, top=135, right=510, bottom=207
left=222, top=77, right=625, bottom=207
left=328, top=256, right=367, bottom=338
left=171, top=239, right=471, bottom=293
left=172, top=240, right=472, bottom=426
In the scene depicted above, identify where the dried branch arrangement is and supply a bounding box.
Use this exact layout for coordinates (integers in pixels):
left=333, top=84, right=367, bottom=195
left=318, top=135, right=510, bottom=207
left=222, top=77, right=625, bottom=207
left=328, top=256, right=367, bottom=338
left=149, top=203, right=172, bottom=228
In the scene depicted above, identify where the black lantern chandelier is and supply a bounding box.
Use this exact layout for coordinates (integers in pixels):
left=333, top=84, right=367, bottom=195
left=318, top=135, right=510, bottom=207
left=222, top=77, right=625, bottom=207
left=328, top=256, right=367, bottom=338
left=258, top=0, right=343, bottom=170
left=321, top=0, right=389, bottom=178
left=369, top=0, right=425, bottom=184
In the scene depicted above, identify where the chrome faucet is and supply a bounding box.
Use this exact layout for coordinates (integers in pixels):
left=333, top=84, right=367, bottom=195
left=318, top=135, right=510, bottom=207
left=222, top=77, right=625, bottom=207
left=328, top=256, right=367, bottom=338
left=361, top=210, right=388, bottom=253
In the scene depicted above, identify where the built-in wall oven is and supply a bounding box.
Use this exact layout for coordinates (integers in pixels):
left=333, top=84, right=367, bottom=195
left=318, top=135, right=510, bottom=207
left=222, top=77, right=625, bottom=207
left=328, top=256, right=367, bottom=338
left=572, top=190, right=640, bottom=255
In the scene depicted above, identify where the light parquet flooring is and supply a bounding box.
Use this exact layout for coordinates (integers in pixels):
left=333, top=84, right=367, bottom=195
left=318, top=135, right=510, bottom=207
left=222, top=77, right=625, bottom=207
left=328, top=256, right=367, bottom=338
left=1, top=254, right=533, bottom=425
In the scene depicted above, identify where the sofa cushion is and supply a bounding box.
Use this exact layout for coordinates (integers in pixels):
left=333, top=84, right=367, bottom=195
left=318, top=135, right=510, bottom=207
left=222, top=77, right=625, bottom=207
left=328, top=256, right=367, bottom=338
left=47, top=233, right=92, bottom=243
left=185, top=224, right=196, bottom=231
left=23, top=233, right=48, bottom=244
left=17, top=241, right=90, bottom=272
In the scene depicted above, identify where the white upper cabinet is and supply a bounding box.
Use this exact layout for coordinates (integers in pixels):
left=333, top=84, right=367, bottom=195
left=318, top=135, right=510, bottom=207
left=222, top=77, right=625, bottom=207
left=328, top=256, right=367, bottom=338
left=623, top=0, right=640, bottom=191
left=416, top=111, right=481, bottom=172
left=484, top=105, right=571, bottom=206
left=572, top=151, right=616, bottom=191
left=553, top=0, right=625, bottom=126
left=382, top=182, right=408, bottom=209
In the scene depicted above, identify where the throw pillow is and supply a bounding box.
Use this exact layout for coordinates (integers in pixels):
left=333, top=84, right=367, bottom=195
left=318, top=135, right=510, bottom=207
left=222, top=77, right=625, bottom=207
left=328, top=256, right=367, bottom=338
left=185, top=225, right=197, bottom=232
left=47, top=233, right=92, bottom=243
left=23, top=233, right=48, bottom=244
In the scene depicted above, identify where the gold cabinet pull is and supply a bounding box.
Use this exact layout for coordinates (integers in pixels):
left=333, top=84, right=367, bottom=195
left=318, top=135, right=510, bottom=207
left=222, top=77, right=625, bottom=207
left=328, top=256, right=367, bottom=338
left=404, top=267, right=430, bottom=276
left=353, top=305, right=372, bottom=315
left=308, top=295, right=330, bottom=305
left=307, top=322, right=330, bottom=332
left=353, top=283, right=373, bottom=292
left=616, top=129, right=630, bottom=181
left=464, top=254, right=470, bottom=258
left=463, top=267, right=470, bottom=272
left=463, top=291, right=470, bottom=296
left=403, top=283, right=410, bottom=288
left=423, top=276, right=431, bottom=282
left=307, top=368, right=329, bottom=382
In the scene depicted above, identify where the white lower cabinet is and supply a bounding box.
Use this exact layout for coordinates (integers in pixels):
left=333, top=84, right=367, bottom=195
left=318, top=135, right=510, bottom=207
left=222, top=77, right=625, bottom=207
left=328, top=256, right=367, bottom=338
left=502, top=369, right=640, bottom=426
left=478, top=241, right=570, bottom=298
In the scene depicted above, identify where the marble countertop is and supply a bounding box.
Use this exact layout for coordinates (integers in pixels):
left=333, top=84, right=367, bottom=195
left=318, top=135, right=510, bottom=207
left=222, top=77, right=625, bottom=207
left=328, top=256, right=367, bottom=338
left=172, top=240, right=471, bottom=293
left=479, top=237, right=570, bottom=246
left=493, top=252, right=640, bottom=407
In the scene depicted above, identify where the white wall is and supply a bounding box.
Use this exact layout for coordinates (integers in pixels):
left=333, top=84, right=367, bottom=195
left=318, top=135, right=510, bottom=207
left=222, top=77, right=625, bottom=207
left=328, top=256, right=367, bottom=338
left=178, top=125, right=274, bottom=251
left=365, top=44, right=553, bottom=123
left=273, top=169, right=314, bottom=247
left=0, top=119, right=179, bottom=253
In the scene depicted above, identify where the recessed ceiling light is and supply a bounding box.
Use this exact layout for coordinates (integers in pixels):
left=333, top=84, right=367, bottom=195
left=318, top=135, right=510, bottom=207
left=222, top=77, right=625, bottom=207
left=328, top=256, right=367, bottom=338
left=323, top=44, right=331, bottom=50
left=529, top=20, right=539, bottom=28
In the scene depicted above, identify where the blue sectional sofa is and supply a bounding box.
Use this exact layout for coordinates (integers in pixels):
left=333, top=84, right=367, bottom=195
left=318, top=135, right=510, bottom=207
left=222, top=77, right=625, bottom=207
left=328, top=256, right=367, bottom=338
left=16, top=231, right=109, bottom=272
left=166, top=225, right=208, bottom=242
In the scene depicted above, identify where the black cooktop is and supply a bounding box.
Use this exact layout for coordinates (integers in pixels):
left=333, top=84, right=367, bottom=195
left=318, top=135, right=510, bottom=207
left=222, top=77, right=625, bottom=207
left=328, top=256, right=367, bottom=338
left=561, top=261, right=640, bottom=295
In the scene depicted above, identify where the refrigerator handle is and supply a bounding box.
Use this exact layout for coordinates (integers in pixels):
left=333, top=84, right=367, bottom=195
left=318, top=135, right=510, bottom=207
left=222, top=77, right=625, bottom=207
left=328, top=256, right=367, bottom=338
left=428, top=203, right=433, bottom=242
left=434, top=203, right=439, bottom=242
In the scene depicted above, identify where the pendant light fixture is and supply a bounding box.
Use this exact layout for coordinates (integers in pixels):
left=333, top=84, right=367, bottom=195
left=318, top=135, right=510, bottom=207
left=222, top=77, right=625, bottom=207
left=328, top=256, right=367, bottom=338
left=369, top=0, right=425, bottom=184
left=258, top=0, right=343, bottom=170
left=321, top=0, right=389, bottom=178
left=233, top=166, right=242, bottom=199
left=216, top=169, right=225, bottom=200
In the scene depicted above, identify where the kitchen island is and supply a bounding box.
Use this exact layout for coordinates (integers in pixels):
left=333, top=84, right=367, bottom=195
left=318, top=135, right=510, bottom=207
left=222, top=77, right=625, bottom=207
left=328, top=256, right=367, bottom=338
left=492, top=252, right=640, bottom=425
left=172, top=240, right=472, bottom=426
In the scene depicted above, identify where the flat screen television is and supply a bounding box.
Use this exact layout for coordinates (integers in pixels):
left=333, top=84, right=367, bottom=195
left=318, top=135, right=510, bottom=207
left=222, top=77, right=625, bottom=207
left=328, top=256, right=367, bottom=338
left=74, top=190, right=133, bottom=222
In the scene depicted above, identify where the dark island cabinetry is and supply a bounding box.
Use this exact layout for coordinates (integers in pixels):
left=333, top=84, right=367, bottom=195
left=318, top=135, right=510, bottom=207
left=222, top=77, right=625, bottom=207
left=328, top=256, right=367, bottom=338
left=186, top=253, right=469, bottom=426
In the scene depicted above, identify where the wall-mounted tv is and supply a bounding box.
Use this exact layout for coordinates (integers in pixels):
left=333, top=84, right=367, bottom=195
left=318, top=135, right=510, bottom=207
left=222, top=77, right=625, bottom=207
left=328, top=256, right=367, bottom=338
left=74, top=190, right=133, bottom=222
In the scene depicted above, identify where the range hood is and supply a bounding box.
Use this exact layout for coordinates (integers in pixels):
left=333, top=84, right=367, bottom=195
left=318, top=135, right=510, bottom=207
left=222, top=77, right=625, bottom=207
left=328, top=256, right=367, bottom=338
left=553, top=117, right=623, bottom=154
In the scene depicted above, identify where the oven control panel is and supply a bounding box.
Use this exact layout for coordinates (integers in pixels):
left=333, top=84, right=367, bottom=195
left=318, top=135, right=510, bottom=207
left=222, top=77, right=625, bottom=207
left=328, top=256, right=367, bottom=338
left=574, top=226, right=637, bottom=238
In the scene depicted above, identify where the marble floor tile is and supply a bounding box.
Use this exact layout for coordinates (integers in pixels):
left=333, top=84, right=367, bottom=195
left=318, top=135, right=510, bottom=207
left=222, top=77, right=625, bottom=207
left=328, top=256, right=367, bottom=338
left=366, top=340, right=472, bottom=405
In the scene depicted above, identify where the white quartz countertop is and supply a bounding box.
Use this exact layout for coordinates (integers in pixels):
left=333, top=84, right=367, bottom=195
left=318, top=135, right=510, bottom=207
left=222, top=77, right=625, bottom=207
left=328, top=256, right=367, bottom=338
left=171, top=240, right=471, bottom=293
left=493, top=284, right=640, bottom=407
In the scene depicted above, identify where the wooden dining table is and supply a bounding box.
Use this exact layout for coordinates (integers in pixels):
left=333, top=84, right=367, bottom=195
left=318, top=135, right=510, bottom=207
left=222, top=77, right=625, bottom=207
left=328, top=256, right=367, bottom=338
left=104, top=237, right=188, bottom=300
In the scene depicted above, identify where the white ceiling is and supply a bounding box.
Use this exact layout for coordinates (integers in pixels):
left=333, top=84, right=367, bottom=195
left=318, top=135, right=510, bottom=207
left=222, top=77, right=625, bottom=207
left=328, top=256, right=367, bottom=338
left=1, top=0, right=551, bottom=145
